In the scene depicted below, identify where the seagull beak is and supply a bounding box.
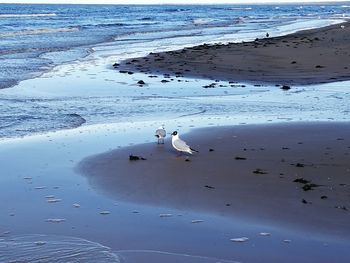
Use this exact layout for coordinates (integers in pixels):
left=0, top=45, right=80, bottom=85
left=171, top=131, right=176, bottom=136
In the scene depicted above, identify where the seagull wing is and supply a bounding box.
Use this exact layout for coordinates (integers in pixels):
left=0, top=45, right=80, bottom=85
left=173, top=138, right=191, bottom=153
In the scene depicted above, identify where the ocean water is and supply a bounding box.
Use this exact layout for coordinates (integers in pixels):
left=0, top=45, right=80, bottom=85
left=1, top=3, right=349, bottom=89
left=0, top=3, right=350, bottom=138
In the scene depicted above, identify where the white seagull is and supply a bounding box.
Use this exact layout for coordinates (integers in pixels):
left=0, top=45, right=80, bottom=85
left=155, top=125, right=166, bottom=144
left=171, top=131, right=198, bottom=154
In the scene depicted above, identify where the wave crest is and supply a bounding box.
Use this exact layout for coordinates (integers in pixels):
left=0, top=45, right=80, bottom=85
left=0, top=27, right=80, bottom=38
left=0, top=13, right=57, bottom=18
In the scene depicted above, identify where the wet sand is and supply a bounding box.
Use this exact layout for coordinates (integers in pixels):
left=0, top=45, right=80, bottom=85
left=118, top=21, right=350, bottom=85
left=79, top=122, right=350, bottom=240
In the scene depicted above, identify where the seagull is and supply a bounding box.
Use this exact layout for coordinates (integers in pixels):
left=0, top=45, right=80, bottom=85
left=155, top=125, right=166, bottom=144
left=171, top=131, right=198, bottom=154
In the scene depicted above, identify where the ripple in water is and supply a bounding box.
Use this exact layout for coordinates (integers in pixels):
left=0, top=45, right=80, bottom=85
left=0, top=235, right=121, bottom=263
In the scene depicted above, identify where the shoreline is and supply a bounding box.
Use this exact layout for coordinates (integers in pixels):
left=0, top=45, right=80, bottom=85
left=79, top=122, right=350, bottom=240
left=118, top=21, right=350, bottom=86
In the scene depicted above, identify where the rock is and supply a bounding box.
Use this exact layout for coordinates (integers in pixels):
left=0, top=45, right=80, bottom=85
left=302, top=183, right=320, bottom=191
left=281, top=85, right=291, bottom=90
left=235, top=156, right=247, bottom=160
left=112, top=63, right=119, bottom=68
left=253, top=168, right=267, bottom=174
left=293, top=178, right=310, bottom=184
left=129, top=155, right=147, bottom=161
left=137, top=80, right=145, bottom=85
left=100, top=211, right=110, bottom=215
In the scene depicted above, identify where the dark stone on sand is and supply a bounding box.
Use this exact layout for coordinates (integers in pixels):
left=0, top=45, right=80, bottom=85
left=302, top=183, right=320, bottom=191
left=203, top=83, right=216, bottom=88
left=335, top=205, right=348, bottom=211
left=295, top=163, right=305, bottom=167
left=113, top=63, right=119, bottom=68
left=209, top=148, right=215, bottom=152
left=315, top=65, right=324, bottom=68
left=253, top=168, right=267, bottom=175
left=302, top=199, right=308, bottom=204
left=235, top=156, right=247, bottom=160
left=119, top=70, right=128, bottom=74
left=321, top=195, right=328, bottom=199
left=291, top=61, right=297, bottom=64
left=281, top=85, right=291, bottom=90
left=294, top=178, right=310, bottom=184
left=204, top=185, right=215, bottom=189
left=161, top=80, right=170, bottom=83
left=129, top=155, right=147, bottom=161
left=137, top=80, right=145, bottom=85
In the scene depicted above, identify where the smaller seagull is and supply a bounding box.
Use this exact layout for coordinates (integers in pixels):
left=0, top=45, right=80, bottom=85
left=171, top=131, right=198, bottom=154
left=155, top=125, right=166, bottom=144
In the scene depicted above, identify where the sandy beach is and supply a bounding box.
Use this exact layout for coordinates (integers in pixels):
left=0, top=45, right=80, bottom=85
left=79, top=122, right=350, bottom=242
left=119, top=21, right=350, bottom=85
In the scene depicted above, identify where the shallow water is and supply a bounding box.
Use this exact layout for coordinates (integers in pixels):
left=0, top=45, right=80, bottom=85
left=0, top=235, right=121, bottom=263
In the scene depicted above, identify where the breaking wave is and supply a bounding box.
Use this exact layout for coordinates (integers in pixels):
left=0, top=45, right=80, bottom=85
left=0, top=234, right=121, bottom=263
left=0, top=13, right=57, bottom=18
left=0, top=27, right=80, bottom=38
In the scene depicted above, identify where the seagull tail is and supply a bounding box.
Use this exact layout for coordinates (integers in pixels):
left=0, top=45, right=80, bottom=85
left=190, top=147, right=199, bottom=153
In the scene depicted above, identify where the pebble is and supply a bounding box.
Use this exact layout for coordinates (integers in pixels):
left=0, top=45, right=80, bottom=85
left=99, top=211, right=110, bottom=215
left=46, top=218, right=65, bottom=223
left=259, top=232, right=271, bottom=236
left=191, top=220, right=204, bottom=224
left=230, top=237, right=249, bottom=242
left=47, top=199, right=62, bottom=203
left=159, top=213, right=173, bottom=217
left=73, top=203, right=81, bottom=208
left=34, top=241, right=46, bottom=246
left=35, top=186, right=47, bottom=190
